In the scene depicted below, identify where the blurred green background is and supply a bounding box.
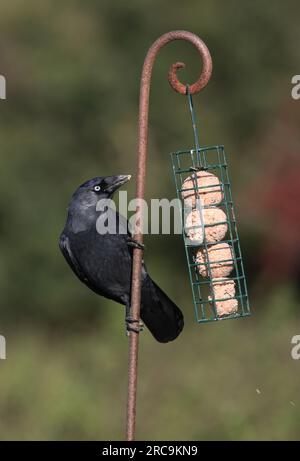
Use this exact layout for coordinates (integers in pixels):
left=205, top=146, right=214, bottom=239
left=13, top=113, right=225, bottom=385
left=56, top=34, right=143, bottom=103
left=0, top=0, right=300, bottom=440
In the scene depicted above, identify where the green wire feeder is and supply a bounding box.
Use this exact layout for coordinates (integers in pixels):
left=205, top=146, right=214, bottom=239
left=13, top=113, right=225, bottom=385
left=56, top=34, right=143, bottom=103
left=171, top=87, right=250, bottom=323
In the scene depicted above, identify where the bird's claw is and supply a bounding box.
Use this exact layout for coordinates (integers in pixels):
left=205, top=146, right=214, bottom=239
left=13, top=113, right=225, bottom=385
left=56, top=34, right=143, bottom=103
left=125, top=316, right=144, bottom=336
left=126, top=239, right=145, bottom=251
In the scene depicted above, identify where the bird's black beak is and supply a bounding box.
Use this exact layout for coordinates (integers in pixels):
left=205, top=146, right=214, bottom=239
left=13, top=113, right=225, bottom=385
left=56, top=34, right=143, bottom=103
left=104, top=175, right=131, bottom=194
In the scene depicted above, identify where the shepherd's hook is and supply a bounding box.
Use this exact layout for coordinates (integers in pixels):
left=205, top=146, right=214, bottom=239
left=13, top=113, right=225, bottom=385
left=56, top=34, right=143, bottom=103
left=126, top=30, right=212, bottom=441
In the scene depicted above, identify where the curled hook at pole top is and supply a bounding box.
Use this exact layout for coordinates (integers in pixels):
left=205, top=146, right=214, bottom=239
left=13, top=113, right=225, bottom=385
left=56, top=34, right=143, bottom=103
left=167, top=33, right=212, bottom=95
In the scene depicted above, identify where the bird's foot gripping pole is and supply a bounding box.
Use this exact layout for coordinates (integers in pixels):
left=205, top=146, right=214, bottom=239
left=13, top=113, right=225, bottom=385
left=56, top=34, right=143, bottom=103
left=126, top=238, right=145, bottom=251
left=125, top=316, right=144, bottom=335
left=126, top=30, right=212, bottom=441
left=125, top=304, right=144, bottom=335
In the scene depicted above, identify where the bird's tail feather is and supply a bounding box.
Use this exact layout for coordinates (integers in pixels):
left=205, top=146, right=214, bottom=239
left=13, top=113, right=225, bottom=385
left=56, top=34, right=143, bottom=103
left=140, top=276, right=184, bottom=343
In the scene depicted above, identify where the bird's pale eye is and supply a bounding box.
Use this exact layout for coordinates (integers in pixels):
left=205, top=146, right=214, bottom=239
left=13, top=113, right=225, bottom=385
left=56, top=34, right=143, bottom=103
left=94, top=185, right=101, bottom=192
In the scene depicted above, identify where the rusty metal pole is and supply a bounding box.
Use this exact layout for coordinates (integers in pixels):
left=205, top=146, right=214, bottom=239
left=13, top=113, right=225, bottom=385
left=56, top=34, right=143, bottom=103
left=126, top=30, right=212, bottom=441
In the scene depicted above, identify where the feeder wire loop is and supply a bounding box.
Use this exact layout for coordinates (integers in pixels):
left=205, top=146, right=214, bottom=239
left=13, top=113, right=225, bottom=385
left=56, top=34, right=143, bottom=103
left=186, top=85, right=203, bottom=167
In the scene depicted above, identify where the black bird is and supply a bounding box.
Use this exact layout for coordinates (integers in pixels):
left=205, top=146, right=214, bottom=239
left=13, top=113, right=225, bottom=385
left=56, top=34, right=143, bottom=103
left=59, top=175, right=184, bottom=342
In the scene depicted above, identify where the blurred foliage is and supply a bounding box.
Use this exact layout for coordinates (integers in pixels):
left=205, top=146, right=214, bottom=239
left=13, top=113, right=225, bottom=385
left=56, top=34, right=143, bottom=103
left=0, top=0, right=299, bottom=440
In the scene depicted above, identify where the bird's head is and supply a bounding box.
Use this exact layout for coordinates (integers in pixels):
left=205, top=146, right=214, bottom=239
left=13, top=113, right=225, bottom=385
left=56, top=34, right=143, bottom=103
left=70, top=175, right=131, bottom=209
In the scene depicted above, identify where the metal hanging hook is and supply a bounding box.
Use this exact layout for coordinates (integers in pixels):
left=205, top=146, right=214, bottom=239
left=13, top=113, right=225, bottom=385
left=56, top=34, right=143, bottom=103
left=126, top=30, right=212, bottom=442
left=167, top=33, right=212, bottom=94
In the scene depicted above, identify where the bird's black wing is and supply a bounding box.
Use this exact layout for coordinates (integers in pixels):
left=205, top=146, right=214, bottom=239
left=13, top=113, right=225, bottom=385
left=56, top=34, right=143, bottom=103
left=59, top=230, right=129, bottom=298
left=59, top=233, right=94, bottom=287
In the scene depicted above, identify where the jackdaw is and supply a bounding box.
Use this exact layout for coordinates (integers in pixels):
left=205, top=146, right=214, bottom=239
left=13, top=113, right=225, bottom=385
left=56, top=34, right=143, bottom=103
left=59, top=175, right=184, bottom=342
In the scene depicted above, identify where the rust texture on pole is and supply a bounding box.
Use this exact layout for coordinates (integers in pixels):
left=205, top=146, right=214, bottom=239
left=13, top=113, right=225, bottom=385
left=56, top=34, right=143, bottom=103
left=126, top=30, right=212, bottom=441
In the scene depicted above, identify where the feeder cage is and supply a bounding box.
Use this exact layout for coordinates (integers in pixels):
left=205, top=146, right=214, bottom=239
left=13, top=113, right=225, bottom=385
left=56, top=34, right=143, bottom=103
left=171, top=88, right=250, bottom=323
